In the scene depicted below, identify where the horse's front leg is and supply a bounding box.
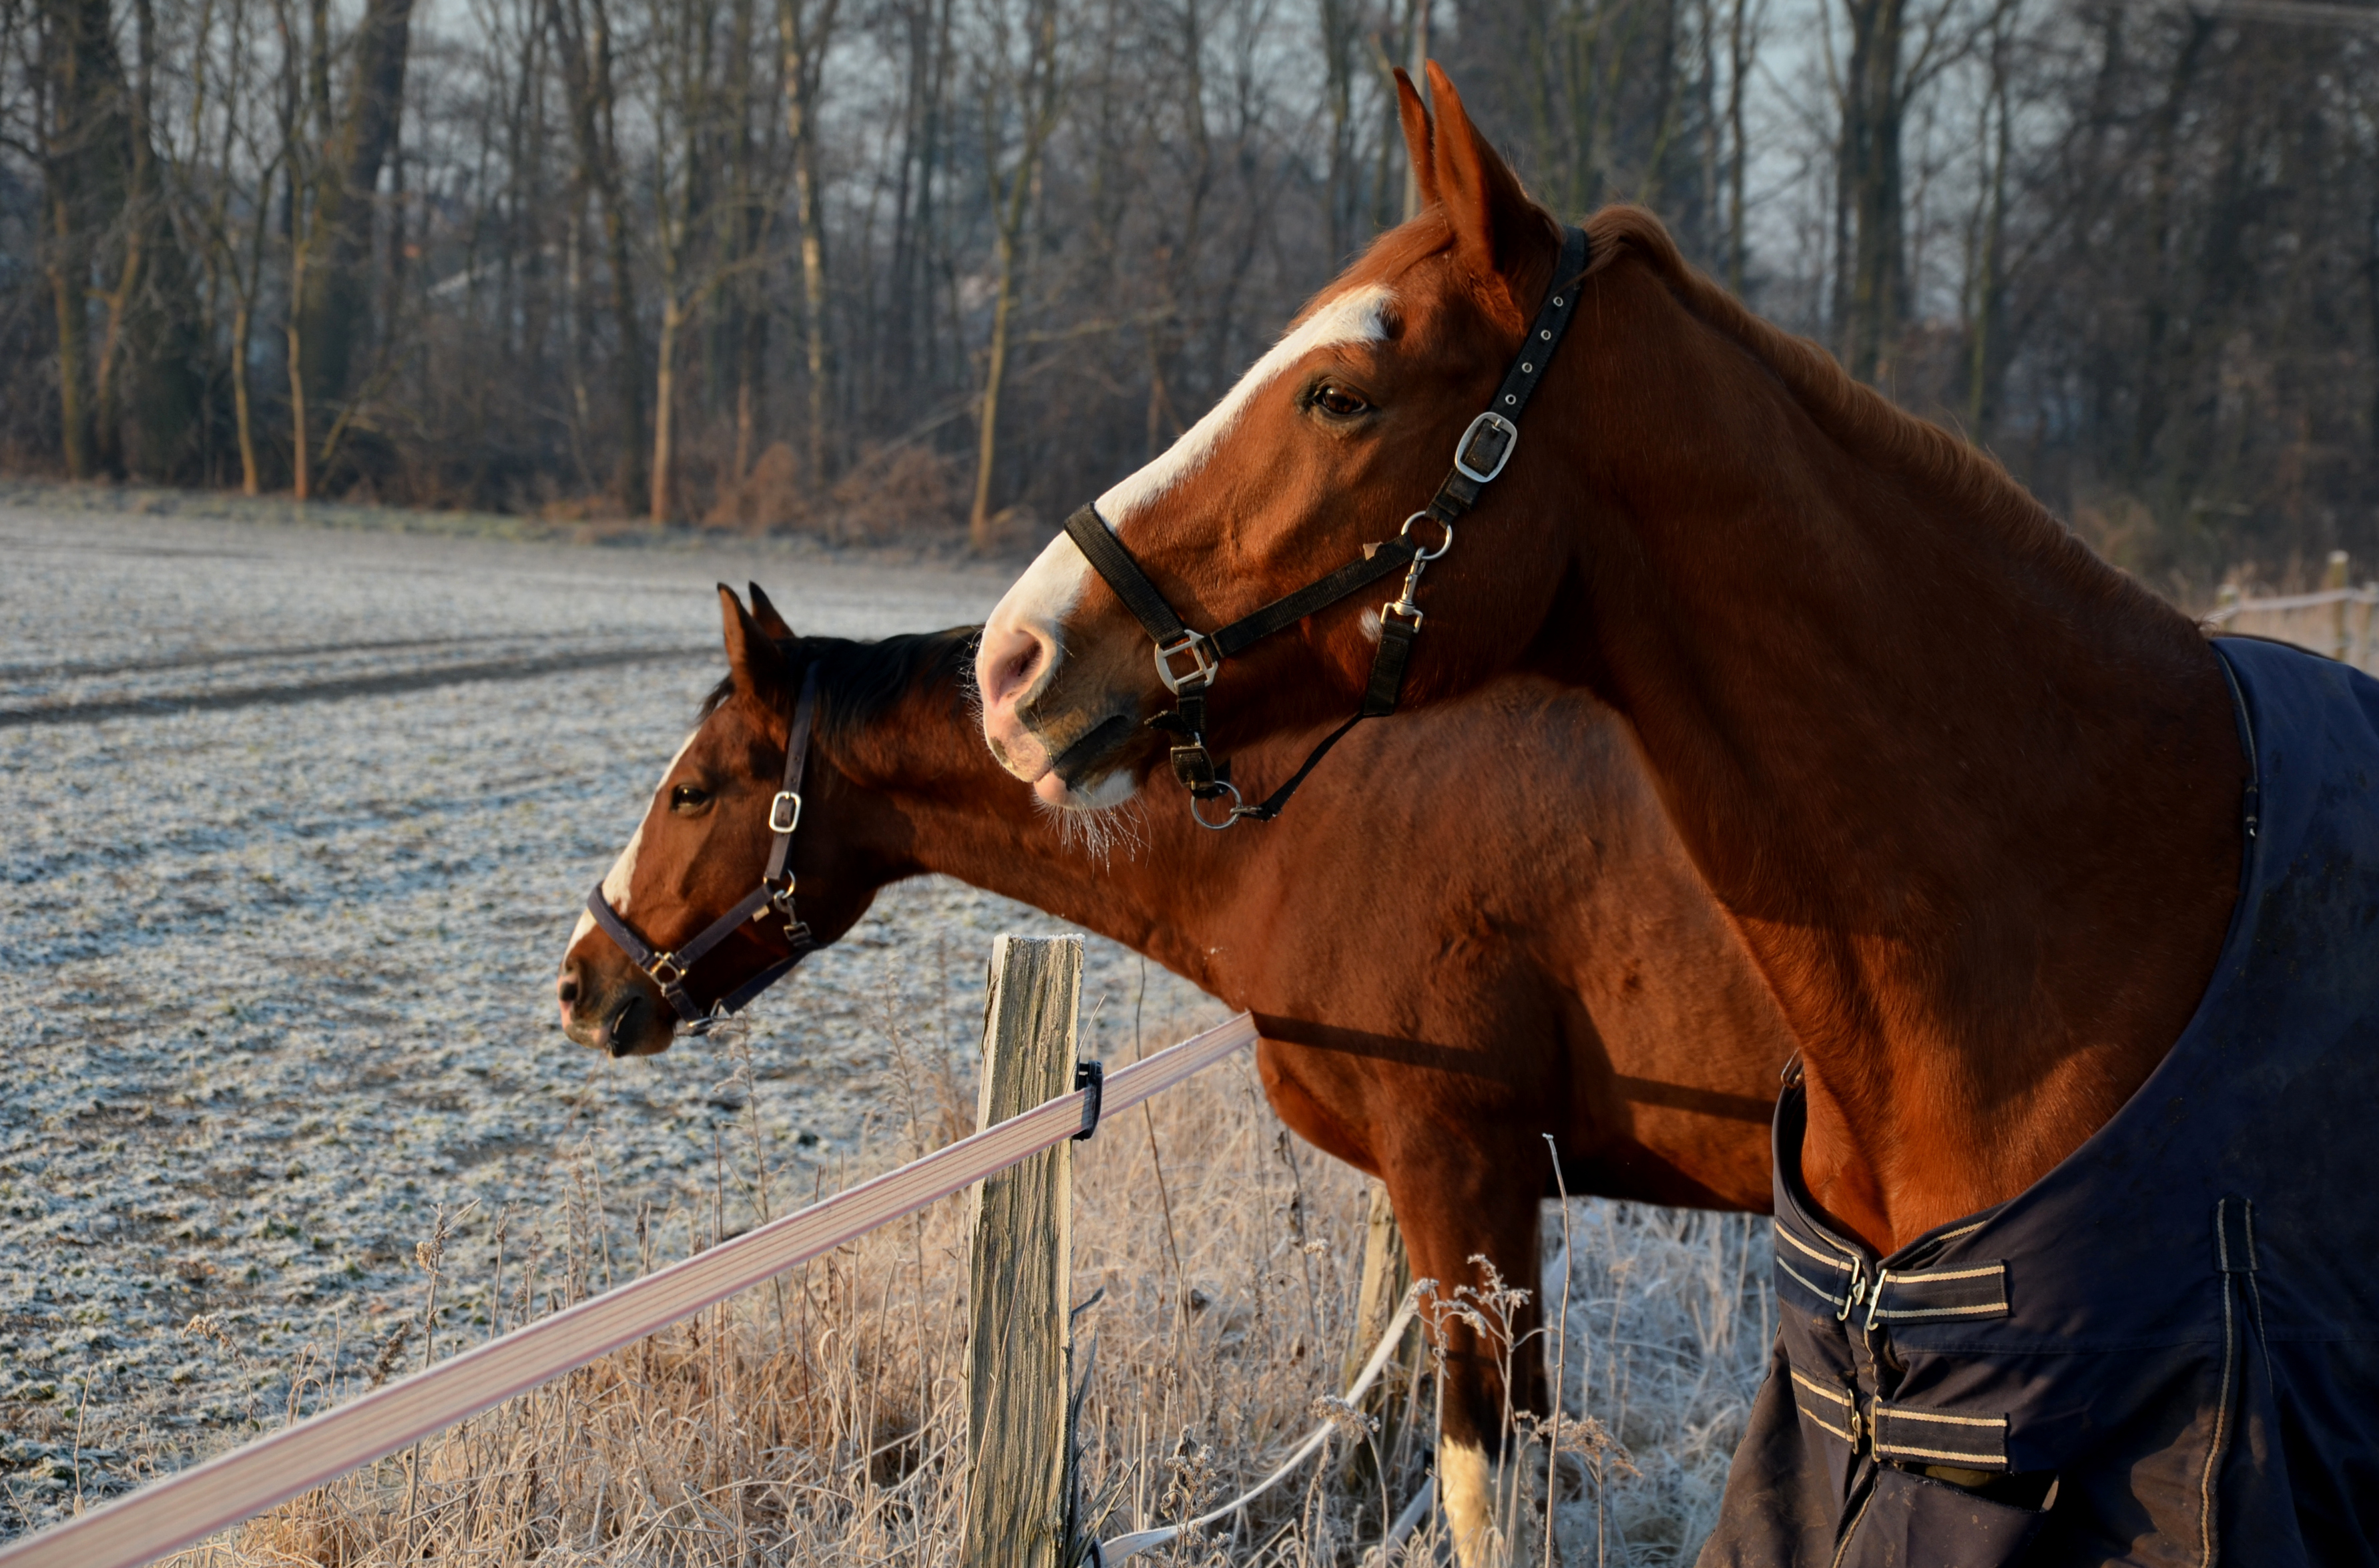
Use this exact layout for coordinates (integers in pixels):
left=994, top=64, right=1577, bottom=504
left=1390, top=1171, right=1550, bottom=1568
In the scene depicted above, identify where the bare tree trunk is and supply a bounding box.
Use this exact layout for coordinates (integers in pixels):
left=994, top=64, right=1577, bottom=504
left=1321, top=0, right=1358, bottom=260
left=780, top=0, right=838, bottom=484
left=234, top=294, right=260, bottom=493
left=1963, top=0, right=2015, bottom=441
left=970, top=204, right=1023, bottom=547
left=37, top=0, right=204, bottom=479
left=47, top=213, right=90, bottom=479
left=967, top=0, right=1060, bottom=551
left=1402, top=0, right=1428, bottom=221
left=288, top=236, right=310, bottom=498
left=1726, top=0, right=1759, bottom=293
left=1835, top=0, right=1908, bottom=384
left=549, top=0, right=649, bottom=506
left=652, top=294, right=681, bottom=521
left=2127, top=11, right=2213, bottom=483
left=294, top=0, right=415, bottom=461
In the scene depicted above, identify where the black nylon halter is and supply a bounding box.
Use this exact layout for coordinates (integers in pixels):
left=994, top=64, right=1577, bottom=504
left=1061, top=224, right=1590, bottom=829
left=584, top=664, right=821, bottom=1035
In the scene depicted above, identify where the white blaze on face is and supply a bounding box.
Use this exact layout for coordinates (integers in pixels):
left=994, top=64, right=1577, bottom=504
left=1095, top=282, right=1398, bottom=526
left=569, top=730, right=700, bottom=946
left=981, top=283, right=1399, bottom=645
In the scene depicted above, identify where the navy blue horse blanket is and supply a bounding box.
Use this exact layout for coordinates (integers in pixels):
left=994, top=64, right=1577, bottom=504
left=1703, top=637, right=2379, bottom=1566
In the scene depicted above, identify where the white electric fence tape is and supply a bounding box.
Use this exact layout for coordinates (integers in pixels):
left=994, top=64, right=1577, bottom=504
left=1098, top=1282, right=1425, bottom=1563
left=0, top=1013, right=1260, bottom=1568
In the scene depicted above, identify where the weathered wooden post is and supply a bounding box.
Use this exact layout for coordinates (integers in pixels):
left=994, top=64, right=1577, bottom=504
left=2325, top=550, right=2352, bottom=660
left=962, top=936, right=1086, bottom=1568
left=1338, top=1178, right=1420, bottom=1500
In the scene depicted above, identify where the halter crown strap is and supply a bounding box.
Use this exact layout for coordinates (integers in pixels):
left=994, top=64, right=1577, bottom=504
left=1425, top=224, right=1591, bottom=525
left=1057, top=224, right=1591, bottom=828
left=583, top=663, right=823, bottom=1033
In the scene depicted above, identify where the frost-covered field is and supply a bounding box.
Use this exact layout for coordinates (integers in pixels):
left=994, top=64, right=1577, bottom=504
left=1, top=499, right=1767, bottom=1562
left=0, top=503, right=1232, bottom=1533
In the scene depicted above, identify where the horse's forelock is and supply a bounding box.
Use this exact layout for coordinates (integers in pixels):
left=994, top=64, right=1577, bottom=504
left=694, top=629, right=981, bottom=749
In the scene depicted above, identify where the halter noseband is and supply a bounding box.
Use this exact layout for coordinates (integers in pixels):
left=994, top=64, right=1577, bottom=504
left=584, top=664, right=822, bottom=1036
left=1059, top=225, right=1591, bottom=829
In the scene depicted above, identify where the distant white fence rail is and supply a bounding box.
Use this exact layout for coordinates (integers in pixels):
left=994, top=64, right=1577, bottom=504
left=2205, top=549, right=2379, bottom=675
left=0, top=1004, right=1261, bottom=1568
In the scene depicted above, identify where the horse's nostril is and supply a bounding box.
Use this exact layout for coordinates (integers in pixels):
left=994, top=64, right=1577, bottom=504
left=603, top=993, right=644, bottom=1059
left=981, top=625, right=1048, bottom=711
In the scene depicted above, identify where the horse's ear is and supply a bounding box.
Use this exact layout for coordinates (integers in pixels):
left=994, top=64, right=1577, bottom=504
left=747, top=581, right=796, bottom=641
left=1424, top=61, right=1542, bottom=317
left=1392, top=67, right=1440, bottom=212
left=718, top=584, right=788, bottom=699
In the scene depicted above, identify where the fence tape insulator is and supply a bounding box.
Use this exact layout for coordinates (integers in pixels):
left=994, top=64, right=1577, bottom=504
left=0, top=1013, right=1261, bottom=1568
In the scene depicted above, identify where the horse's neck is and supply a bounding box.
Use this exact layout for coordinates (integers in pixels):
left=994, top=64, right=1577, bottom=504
left=837, top=692, right=1224, bottom=987
left=1564, top=268, right=2244, bottom=1250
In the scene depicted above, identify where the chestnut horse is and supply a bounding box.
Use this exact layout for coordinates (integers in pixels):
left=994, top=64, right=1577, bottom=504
left=560, top=585, right=1793, bottom=1560
left=966, top=63, right=2362, bottom=1561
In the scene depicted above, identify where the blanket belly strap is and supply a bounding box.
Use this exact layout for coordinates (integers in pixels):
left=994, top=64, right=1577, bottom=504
left=1870, top=1262, right=2009, bottom=1324
left=1870, top=1402, right=2014, bottom=1473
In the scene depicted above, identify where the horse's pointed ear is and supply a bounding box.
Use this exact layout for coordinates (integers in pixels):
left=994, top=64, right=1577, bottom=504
left=1424, top=61, right=1544, bottom=316
left=718, top=584, right=787, bottom=698
left=1393, top=67, right=1440, bottom=212
left=747, top=582, right=796, bottom=641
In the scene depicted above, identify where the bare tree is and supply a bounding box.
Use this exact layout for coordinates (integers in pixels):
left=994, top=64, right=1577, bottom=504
left=965, top=0, right=1060, bottom=549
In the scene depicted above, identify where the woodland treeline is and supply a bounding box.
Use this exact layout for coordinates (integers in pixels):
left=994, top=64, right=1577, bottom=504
left=0, top=0, right=2374, bottom=580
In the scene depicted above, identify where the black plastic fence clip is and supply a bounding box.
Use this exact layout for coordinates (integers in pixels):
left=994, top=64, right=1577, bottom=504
left=1073, top=1060, right=1105, bottom=1141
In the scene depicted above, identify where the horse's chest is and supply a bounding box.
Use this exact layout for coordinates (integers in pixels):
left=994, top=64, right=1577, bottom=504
left=1702, top=640, right=2379, bottom=1567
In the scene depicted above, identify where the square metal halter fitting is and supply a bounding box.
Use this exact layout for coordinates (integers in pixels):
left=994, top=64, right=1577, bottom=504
left=1453, top=411, right=1520, bottom=484
left=769, top=790, right=802, bottom=834
left=1154, top=630, right=1219, bottom=694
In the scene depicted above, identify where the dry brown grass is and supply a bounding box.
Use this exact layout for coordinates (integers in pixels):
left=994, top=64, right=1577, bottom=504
left=151, top=1028, right=1765, bottom=1568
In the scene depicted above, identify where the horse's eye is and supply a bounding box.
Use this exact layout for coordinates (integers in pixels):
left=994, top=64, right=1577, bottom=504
left=1310, top=382, right=1372, bottom=419
left=670, top=784, right=710, bottom=811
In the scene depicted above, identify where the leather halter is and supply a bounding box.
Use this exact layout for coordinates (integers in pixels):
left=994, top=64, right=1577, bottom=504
left=584, top=664, right=822, bottom=1036
left=1060, top=224, right=1591, bottom=829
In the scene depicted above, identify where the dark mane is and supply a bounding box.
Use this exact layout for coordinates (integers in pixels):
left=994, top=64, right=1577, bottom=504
left=700, top=626, right=979, bottom=742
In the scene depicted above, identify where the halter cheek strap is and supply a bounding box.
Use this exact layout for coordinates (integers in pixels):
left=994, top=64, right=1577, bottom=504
left=585, top=664, right=822, bottom=1035
left=1063, top=224, right=1591, bottom=828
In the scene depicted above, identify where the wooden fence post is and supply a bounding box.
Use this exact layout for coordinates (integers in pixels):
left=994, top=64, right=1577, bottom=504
left=2325, top=550, right=2352, bottom=660
left=1339, top=1178, right=1420, bottom=1501
left=962, top=935, right=1086, bottom=1568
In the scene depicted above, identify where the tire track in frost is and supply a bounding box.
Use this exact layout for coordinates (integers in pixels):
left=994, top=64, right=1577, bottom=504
left=0, top=643, right=708, bottom=730
left=0, top=631, right=534, bottom=683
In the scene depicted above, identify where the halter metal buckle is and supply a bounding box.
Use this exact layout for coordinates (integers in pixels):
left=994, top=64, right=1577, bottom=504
left=1452, top=411, right=1520, bottom=484
left=1153, top=631, right=1218, bottom=694
left=647, top=951, right=688, bottom=988
left=769, top=790, right=802, bottom=834
left=1380, top=598, right=1425, bottom=632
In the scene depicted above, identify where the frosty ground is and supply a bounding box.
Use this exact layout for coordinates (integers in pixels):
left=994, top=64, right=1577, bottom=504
left=0, top=502, right=1220, bottom=1525
left=0, top=498, right=1767, bottom=1560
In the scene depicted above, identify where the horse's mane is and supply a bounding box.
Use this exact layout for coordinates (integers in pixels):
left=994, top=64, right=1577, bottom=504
left=1334, top=196, right=2147, bottom=610
left=1579, top=206, right=2153, bottom=604
left=700, top=627, right=978, bottom=742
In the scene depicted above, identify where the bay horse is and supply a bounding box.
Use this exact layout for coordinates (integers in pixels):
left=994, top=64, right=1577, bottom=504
left=975, top=61, right=2379, bottom=1565
left=559, top=584, right=1795, bottom=1561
